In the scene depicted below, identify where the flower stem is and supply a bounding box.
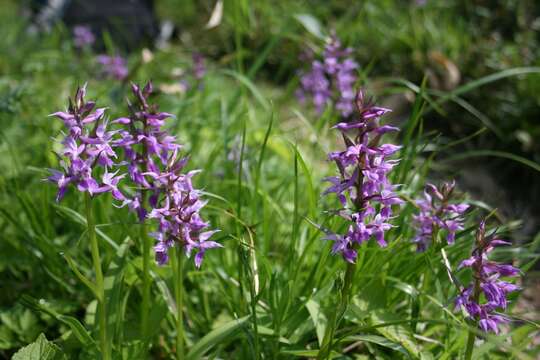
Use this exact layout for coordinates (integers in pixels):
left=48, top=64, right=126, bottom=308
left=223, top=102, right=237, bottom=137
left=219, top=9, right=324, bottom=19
left=171, top=246, right=185, bottom=360
left=464, top=328, right=475, bottom=360
left=85, top=193, right=110, bottom=360
left=464, top=279, right=480, bottom=360
left=317, top=261, right=356, bottom=360
left=141, top=192, right=151, bottom=341
left=140, top=120, right=151, bottom=345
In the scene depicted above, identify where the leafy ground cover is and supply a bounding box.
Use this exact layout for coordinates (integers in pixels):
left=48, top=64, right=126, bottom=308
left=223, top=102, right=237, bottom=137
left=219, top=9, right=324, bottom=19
left=0, top=1, right=539, bottom=359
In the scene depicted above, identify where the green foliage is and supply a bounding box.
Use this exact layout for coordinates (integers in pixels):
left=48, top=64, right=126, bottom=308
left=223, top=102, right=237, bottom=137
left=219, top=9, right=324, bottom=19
left=11, top=333, right=66, bottom=360
left=0, top=0, right=538, bottom=359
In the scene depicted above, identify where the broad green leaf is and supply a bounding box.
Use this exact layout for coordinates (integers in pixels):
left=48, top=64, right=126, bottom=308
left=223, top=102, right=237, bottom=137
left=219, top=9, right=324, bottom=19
left=12, top=333, right=66, bottom=360
left=0, top=306, right=40, bottom=343
left=19, top=296, right=95, bottom=348
left=371, top=311, right=421, bottom=358
left=305, top=299, right=327, bottom=346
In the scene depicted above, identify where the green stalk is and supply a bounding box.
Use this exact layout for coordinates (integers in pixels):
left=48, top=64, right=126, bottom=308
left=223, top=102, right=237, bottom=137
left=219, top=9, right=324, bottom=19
left=236, top=120, right=247, bottom=314
left=141, top=120, right=151, bottom=345
left=317, top=132, right=368, bottom=359
left=141, top=204, right=151, bottom=339
left=464, top=279, right=480, bottom=360
left=317, top=261, right=356, bottom=360
left=171, top=246, right=185, bottom=360
left=85, top=193, right=110, bottom=360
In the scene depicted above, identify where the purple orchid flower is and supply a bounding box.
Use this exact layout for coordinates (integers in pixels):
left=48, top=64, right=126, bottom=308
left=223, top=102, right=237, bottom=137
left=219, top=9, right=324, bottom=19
left=455, top=221, right=520, bottom=334
left=412, top=180, right=469, bottom=251
left=46, top=84, right=124, bottom=202
left=323, top=90, right=403, bottom=263
left=297, top=34, right=359, bottom=117
left=96, top=55, right=128, bottom=81
left=73, top=25, right=95, bottom=48
left=117, top=82, right=220, bottom=268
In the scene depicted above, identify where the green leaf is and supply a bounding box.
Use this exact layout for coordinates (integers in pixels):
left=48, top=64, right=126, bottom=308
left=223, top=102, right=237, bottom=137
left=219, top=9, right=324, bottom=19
left=345, top=334, right=409, bottom=356
left=371, top=311, right=421, bottom=358
left=186, top=316, right=249, bottom=359
left=442, top=150, right=540, bottom=173
left=19, top=296, right=95, bottom=348
left=281, top=349, right=341, bottom=358
left=53, top=204, right=119, bottom=250
left=257, top=325, right=291, bottom=344
left=0, top=306, right=40, bottom=343
left=104, top=238, right=131, bottom=342
left=305, top=299, right=327, bottom=346
left=62, top=254, right=99, bottom=299
left=12, top=333, right=66, bottom=360
left=220, top=70, right=270, bottom=109
left=56, top=316, right=95, bottom=348
left=437, top=67, right=540, bottom=103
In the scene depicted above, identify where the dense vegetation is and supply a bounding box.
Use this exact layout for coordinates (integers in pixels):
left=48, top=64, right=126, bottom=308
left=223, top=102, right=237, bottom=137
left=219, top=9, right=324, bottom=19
left=0, top=1, right=538, bottom=359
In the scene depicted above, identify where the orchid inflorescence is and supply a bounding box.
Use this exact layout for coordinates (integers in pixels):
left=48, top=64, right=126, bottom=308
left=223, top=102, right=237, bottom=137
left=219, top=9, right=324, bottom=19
left=413, top=181, right=469, bottom=252
left=73, top=25, right=95, bottom=49
left=296, top=35, right=358, bottom=117
left=192, top=52, right=206, bottom=81
left=96, top=55, right=129, bottom=81
left=47, top=83, right=220, bottom=268
left=116, top=82, right=220, bottom=267
left=323, top=90, right=403, bottom=263
left=455, top=221, right=520, bottom=333
left=47, top=84, right=124, bottom=203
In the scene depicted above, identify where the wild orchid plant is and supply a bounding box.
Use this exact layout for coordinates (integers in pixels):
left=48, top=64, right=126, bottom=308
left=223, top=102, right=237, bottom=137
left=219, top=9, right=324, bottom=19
left=73, top=25, right=95, bottom=49
left=96, top=55, right=129, bottom=81
left=318, top=89, right=403, bottom=358
left=192, top=52, right=206, bottom=82
left=35, top=29, right=528, bottom=358
left=457, top=221, right=520, bottom=359
left=300, top=35, right=522, bottom=359
left=323, top=90, right=402, bottom=262
left=116, top=82, right=220, bottom=268
left=413, top=181, right=469, bottom=251
left=47, top=83, right=219, bottom=359
left=47, top=84, right=117, bottom=360
left=296, top=35, right=358, bottom=117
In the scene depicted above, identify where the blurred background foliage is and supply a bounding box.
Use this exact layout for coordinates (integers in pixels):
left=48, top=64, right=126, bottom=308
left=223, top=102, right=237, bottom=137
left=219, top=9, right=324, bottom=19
left=158, top=0, right=540, bottom=151
left=153, top=0, right=540, bottom=227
